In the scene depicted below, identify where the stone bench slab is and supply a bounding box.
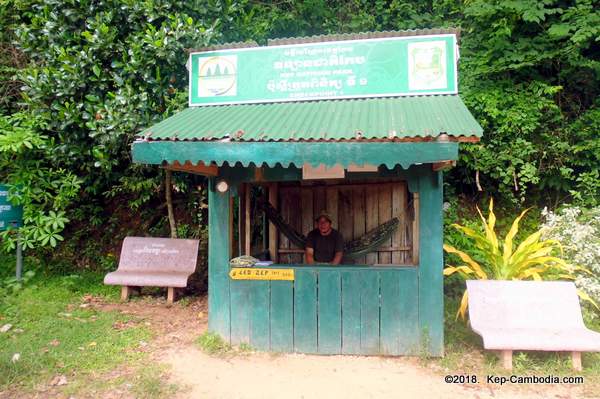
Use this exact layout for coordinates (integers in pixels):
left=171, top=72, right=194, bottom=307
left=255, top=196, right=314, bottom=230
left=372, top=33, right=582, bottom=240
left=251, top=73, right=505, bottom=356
left=475, top=328, right=600, bottom=352
left=104, top=271, right=192, bottom=288
left=466, top=280, right=600, bottom=370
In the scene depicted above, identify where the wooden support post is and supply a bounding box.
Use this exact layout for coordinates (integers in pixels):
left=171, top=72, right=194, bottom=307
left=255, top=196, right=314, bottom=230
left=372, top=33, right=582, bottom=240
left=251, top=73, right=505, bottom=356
left=165, top=169, right=177, bottom=239
left=268, top=183, right=278, bottom=262
left=167, top=287, right=175, bottom=305
left=121, top=286, right=130, bottom=302
left=238, top=184, right=245, bottom=258
left=229, top=195, right=235, bottom=259
left=500, top=350, right=513, bottom=370
left=245, top=183, right=251, bottom=255
left=572, top=351, right=582, bottom=371
left=412, top=192, right=420, bottom=265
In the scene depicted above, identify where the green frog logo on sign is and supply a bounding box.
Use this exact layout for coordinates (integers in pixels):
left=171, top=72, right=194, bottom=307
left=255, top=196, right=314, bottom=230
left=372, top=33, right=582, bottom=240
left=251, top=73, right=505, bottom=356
left=197, top=56, right=238, bottom=97
left=408, top=41, right=447, bottom=91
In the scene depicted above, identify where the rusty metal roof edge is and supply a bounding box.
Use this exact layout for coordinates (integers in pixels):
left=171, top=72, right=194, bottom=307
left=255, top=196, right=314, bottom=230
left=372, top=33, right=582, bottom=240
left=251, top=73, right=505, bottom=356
left=186, top=40, right=260, bottom=54
left=143, top=135, right=480, bottom=143
left=187, top=28, right=461, bottom=53
left=267, top=28, right=461, bottom=46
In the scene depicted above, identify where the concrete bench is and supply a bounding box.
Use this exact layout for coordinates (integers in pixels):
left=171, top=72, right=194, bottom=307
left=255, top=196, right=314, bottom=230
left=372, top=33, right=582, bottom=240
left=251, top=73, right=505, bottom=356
left=104, top=237, right=200, bottom=305
left=466, top=280, right=600, bottom=371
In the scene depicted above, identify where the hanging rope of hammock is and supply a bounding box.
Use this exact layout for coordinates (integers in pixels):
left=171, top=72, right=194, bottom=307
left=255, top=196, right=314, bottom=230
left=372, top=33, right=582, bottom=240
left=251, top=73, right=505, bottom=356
left=257, top=199, right=401, bottom=259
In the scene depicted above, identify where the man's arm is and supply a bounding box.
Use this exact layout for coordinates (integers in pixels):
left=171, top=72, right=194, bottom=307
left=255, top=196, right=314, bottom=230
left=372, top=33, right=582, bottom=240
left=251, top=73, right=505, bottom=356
left=331, top=231, right=344, bottom=265
left=331, top=251, right=343, bottom=265
left=305, top=247, right=315, bottom=264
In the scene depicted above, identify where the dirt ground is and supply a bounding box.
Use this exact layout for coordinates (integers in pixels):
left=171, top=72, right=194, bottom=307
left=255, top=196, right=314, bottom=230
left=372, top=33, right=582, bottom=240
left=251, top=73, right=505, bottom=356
left=1, top=293, right=582, bottom=399
left=92, top=295, right=596, bottom=399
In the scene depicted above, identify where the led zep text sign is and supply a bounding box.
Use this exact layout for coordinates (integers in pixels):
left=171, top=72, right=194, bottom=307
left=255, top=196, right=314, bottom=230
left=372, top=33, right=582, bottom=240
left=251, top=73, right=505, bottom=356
left=229, top=267, right=295, bottom=281
left=189, top=34, right=458, bottom=106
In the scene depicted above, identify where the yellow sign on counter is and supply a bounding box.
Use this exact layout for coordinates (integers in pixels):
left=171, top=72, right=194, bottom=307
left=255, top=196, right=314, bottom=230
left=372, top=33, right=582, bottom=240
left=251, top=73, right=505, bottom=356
left=229, top=267, right=295, bottom=281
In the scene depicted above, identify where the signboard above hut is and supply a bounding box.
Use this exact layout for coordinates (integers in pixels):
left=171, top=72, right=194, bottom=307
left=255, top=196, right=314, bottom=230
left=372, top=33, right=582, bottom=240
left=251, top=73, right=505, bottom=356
left=189, top=34, right=458, bottom=106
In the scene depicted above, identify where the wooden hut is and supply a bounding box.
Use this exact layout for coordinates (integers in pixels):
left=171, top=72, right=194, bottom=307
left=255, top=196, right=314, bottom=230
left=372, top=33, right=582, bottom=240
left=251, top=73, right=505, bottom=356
left=132, top=30, right=482, bottom=356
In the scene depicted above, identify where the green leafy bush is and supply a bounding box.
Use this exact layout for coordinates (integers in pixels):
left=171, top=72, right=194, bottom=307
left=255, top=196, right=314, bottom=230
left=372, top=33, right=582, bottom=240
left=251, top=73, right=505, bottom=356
left=0, top=112, right=81, bottom=251
left=1, top=0, right=599, bottom=270
left=542, top=206, right=600, bottom=309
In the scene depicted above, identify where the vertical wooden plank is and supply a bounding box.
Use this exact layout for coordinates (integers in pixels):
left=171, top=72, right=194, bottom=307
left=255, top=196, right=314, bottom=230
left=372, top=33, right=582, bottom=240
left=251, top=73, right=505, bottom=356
left=412, top=192, right=420, bottom=265
left=313, top=186, right=325, bottom=219
left=208, top=178, right=231, bottom=340
left=279, top=187, right=290, bottom=264
left=392, top=182, right=407, bottom=264
left=301, top=187, right=314, bottom=244
left=289, top=187, right=302, bottom=263
left=398, top=268, right=420, bottom=355
left=249, top=281, right=270, bottom=351
left=294, top=269, right=317, bottom=353
left=325, top=186, right=339, bottom=230
left=262, top=198, right=268, bottom=254
left=338, top=187, right=353, bottom=261
left=341, top=270, right=361, bottom=354
left=318, top=270, right=342, bottom=354
left=360, top=270, right=380, bottom=354
left=238, top=183, right=245, bottom=258
left=229, top=196, right=235, bottom=260
left=270, top=281, right=294, bottom=352
left=380, top=270, right=401, bottom=355
left=244, top=183, right=251, bottom=255
left=378, top=184, right=392, bottom=264
left=230, top=280, right=250, bottom=344
left=365, top=185, right=378, bottom=265
left=352, top=186, right=366, bottom=264
left=268, top=183, right=278, bottom=262
left=418, top=169, right=444, bottom=356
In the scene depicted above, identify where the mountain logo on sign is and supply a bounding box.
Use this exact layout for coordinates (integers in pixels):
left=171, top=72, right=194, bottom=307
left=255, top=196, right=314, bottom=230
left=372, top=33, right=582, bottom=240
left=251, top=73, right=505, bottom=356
left=197, top=56, right=237, bottom=97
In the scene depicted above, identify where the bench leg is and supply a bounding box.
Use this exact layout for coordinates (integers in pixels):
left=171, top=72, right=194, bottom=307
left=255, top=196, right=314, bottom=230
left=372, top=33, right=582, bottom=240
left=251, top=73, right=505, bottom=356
left=121, top=286, right=130, bottom=302
left=500, top=350, right=513, bottom=370
left=167, top=287, right=175, bottom=305
left=572, top=351, right=582, bottom=371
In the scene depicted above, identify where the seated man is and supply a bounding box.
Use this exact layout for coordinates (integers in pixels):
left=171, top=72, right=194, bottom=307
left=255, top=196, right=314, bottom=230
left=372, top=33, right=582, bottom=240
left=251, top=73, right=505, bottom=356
left=305, top=210, right=344, bottom=265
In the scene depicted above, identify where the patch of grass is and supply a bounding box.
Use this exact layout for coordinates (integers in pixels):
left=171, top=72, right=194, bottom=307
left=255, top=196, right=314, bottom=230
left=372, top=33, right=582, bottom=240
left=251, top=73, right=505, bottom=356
left=0, top=271, right=150, bottom=392
left=131, top=365, right=179, bottom=399
left=177, top=296, right=192, bottom=308
left=238, top=342, right=254, bottom=353
left=196, top=331, right=232, bottom=355
left=196, top=332, right=254, bottom=356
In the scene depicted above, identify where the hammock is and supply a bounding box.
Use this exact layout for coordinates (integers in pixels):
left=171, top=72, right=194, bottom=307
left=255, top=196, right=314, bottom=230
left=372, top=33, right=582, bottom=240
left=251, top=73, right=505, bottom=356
left=257, top=199, right=400, bottom=258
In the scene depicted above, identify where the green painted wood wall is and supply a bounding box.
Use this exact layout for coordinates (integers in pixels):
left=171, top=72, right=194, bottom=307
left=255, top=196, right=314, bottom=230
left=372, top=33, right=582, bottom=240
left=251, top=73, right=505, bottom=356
left=207, top=165, right=444, bottom=356
left=229, top=266, right=419, bottom=355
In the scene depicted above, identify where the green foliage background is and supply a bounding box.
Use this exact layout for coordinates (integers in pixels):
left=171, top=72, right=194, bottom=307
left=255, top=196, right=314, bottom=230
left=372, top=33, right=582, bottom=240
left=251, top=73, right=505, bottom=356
left=0, top=0, right=598, bottom=262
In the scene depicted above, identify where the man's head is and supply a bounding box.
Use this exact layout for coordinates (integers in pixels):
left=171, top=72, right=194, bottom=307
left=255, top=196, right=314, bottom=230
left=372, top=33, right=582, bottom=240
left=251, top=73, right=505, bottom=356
left=315, top=210, right=333, bottom=235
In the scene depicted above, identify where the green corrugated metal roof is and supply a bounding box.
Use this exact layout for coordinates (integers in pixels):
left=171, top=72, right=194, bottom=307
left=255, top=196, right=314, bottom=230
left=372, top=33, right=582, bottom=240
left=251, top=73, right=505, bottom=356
left=140, top=96, right=482, bottom=142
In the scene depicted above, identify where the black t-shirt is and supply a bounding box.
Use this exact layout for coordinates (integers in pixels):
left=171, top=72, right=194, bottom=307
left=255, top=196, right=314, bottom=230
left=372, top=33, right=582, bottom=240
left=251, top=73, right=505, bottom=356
left=305, top=228, right=344, bottom=263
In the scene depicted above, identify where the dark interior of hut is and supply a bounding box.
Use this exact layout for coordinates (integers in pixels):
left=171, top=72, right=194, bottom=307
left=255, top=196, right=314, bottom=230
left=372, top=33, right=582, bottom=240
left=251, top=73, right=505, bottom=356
left=233, top=177, right=417, bottom=266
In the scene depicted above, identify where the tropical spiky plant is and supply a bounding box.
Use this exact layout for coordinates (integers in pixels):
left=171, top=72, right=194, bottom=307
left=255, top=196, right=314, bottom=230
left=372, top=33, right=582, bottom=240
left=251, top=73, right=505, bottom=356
left=444, top=199, right=591, bottom=320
